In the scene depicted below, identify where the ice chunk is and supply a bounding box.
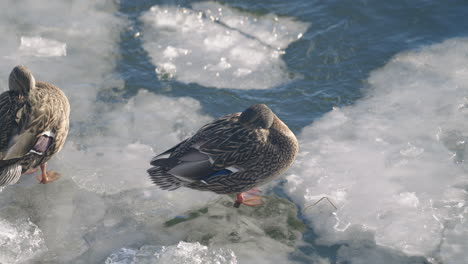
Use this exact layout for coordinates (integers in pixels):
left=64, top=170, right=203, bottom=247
left=141, top=1, right=309, bottom=89
left=336, top=240, right=430, bottom=264
left=192, top=2, right=306, bottom=50
left=105, top=195, right=305, bottom=264
left=0, top=0, right=126, bottom=123
left=285, top=38, right=468, bottom=262
left=159, top=195, right=304, bottom=263
left=59, top=89, right=212, bottom=195
left=19, top=36, right=66, bottom=57
left=440, top=219, right=468, bottom=264
left=105, top=242, right=237, bottom=264
left=0, top=218, right=46, bottom=263
left=0, top=175, right=218, bottom=262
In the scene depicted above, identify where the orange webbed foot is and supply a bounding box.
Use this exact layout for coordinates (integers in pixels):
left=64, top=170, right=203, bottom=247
left=242, top=196, right=263, bottom=206
left=36, top=163, right=62, bottom=184
left=37, top=170, right=62, bottom=184
left=233, top=189, right=264, bottom=208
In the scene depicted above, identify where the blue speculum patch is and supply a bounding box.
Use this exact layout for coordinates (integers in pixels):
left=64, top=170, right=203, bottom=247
left=209, top=169, right=233, bottom=177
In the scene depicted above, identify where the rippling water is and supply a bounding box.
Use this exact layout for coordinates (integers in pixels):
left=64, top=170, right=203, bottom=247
left=1, top=0, right=467, bottom=263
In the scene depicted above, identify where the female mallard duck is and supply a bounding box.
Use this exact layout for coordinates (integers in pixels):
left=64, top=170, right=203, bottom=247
left=148, top=104, right=298, bottom=207
left=0, top=65, right=70, bottom=186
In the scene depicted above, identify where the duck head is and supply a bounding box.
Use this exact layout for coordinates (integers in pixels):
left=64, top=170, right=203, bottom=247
left=239, top=104, right=274, bottom=129
left=9, top=65, right=36, bottom=95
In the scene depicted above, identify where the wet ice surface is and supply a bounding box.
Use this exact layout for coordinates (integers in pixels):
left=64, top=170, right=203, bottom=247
left=285, top=38, right=468, bottom=263
left=0, top=180, right=305, bottom=263
left=141, top=1, right=308, bottom=89
left=105, top=242, right=237, bottom=264
left=0, top=218, right=46, bottom=263
left=62, top=89, right=212, bottom=194
left=105, top=195, right=306, bottom=264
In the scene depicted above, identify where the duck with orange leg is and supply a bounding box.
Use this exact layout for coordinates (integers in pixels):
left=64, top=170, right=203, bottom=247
left=0, top=65, right=70, bottom=187
left=148, top=104, right=298, bottom=208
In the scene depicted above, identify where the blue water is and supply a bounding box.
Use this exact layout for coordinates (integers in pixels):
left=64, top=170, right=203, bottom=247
left=118, top=0, right=468, bottom=133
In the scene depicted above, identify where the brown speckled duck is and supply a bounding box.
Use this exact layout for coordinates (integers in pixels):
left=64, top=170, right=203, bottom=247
left=0, top=65, right=70, bottom=186
left=148, top=104, right=298, bottom=207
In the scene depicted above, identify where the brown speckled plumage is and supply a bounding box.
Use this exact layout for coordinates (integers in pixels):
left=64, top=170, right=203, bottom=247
left=0, top=65, right=70, bottom=186
left=148, top=104, right=298, bottom=194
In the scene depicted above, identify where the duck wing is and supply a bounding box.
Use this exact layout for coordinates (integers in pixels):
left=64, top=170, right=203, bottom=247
left=149, top=114, right=266, bottom=186
left=1, top=65, right=42, bottom=162
left=0, top=91, right=25, bottom=185
left=196, top=116, right=262, bottom=171
left=0, top=91, right=24, bottom=157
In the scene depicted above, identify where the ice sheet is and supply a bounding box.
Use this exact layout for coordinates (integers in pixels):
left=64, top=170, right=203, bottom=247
left=0, top=0, right=126, bottom=123
left=60, top=89, right=213, bottom=195
left=141, top=1, right=308, bottom=89
left=285, top=38, right=468, bottom=262
left=104, top=195, right=307, bottom=264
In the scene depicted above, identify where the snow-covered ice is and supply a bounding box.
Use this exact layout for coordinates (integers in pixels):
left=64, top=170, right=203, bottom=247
left=18, top=36, right=66, bottom=57
left=141, top=1, right=308, bottom=89
left=285, top=38, right=468, bottom=263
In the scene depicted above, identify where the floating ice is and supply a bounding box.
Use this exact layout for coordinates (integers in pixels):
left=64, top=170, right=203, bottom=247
left=141, top=1, right=308, bottom=89
left=0, top=218, right=46, bottom=263
left=105, top=195, right=306, bottom=264
left=285, top=38, right=468, bottom=262
left=60, top=89, right=213, bottom=195
left=0, top=0, right=128, bottom=262
left=105, top=241, right=237, bottom=264
left=19, top=36, right=66, bottom=57
left=0, top=0, right=126, bottom=123
left=440, top=220, right=468, bottom=264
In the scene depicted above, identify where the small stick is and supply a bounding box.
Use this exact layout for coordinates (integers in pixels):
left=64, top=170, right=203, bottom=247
left=302, top=197, right=337, bottom=213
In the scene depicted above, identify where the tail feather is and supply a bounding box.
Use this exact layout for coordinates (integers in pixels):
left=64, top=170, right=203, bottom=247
left=0, top=163, right=22, bottom=186
left=147, top=167, right=182, bottom=191
left=150, top=157, right=179, bottom=167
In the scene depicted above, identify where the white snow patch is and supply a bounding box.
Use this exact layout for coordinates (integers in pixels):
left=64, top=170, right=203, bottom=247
left=19, top=36, right=66, bottom=57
